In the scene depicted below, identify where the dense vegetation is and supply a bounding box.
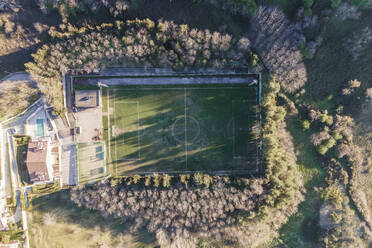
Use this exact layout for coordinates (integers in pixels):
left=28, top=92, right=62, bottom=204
left=249, top=6, right=307, bottom=93
left=71, top=175, right=264, bottom=247
left=25, top=19, right=256, bottom=112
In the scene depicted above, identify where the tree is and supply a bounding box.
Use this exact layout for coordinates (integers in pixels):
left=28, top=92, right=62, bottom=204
left=132, top=174, right=142, bottom=184
left=249, top=6, right=307, bottom=93
left=180, top=174, right=190, bottom=188
left=193, top=173, right=204, bottom=185
left=302, top=120, right=311, bottom=130
left=332, top=0, right=342, bottom=9
left=162, top=174, right=172, bottom=187
left=153, top=173, right=161, bottom=187
left=321, top=185, right=344, bottom=208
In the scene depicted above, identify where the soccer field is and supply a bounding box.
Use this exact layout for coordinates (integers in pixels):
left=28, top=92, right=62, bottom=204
left=107, top=83, right=260, bottom=175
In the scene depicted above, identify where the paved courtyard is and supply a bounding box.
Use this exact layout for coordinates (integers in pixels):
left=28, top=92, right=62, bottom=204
left=75, top=107, right=103, bottom=143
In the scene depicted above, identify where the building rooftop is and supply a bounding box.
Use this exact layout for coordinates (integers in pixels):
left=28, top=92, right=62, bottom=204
left=26, top=141, right=50, bottom=183
left=0, top=241, right=23, bottom=248
left=75, top=90, right=99, bottom=108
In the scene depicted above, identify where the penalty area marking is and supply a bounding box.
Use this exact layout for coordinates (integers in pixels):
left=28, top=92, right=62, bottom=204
left=184, top=88, right=187, bottom=170
left=232, top=99, right=255, bottom=159
left=113, top=101, right=141, bottom=167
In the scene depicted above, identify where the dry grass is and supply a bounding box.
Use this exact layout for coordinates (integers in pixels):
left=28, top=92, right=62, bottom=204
left=28, top=190, right=156, bottom=248
left=353, top=100, right=372, bottom=225
left=0, top=80, right=39, bottom=121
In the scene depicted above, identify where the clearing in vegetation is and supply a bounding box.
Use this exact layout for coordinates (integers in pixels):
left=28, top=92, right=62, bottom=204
left=106, top=80, right=261, bottom=175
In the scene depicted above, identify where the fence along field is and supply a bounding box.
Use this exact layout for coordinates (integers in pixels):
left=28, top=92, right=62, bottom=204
left=107, top=82, right=261, bottom=175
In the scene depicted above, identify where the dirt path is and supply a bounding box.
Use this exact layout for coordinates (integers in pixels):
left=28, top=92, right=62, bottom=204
left=0, top=72, right=35, bottom=84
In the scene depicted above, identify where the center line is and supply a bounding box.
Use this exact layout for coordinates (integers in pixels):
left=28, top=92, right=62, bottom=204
left=184, top=88, right=187, bottom=170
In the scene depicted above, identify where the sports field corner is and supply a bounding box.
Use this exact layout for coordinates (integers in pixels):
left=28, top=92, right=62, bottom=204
left=100, top=76, right=261, bottom=176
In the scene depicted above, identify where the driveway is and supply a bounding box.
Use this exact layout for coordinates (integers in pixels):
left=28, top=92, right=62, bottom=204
left=0, top=72, right=35, bottom=84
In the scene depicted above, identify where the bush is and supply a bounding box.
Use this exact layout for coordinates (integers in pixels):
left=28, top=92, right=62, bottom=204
left=321, top=185, right=343, bottom=208
left=317, top=144, right=329, bottom=155
left=180, top=174, right=190, bottom=188
left=366, top=88, right=372, bottom=99
left=332, top=131, right=343, bottom=140
left=325, top=137, right=337, bottom=149
left=153, top=173, right=161, bottom=187
left=162, top=174, right=172, bottom=188
left=320, top=113, right=333, bottom=126
left=332, top=0, right=342, bottom=8
left=302, top=120, right=311, bottom=130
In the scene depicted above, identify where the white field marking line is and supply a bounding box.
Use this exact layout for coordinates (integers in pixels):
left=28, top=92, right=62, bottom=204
left=184, top=88, right=188, bottom=170
left=113, top=87, right=257, bottom=91
left=113, top=89, right=118, bottom=176
left=107, top=88, right=111, bottom=162
left=137, top=102, right=141, bottom=160
left=232, top=103, right=235, bottom=157
left=255, top=86, right=259, bottom=171
left=115, top=101, right=141, bottom=161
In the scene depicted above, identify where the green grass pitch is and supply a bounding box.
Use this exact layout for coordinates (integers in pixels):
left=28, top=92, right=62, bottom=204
left=107, top=83, right=260, bottom=175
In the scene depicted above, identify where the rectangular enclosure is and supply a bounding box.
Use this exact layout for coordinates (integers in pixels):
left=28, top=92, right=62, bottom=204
left=107, top=82, right=261, bottom=175
left=77, top=142, right=106, bottom=184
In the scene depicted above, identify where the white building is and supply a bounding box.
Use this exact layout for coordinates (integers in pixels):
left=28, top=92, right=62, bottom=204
left=25, top=106, right=57, bottom=141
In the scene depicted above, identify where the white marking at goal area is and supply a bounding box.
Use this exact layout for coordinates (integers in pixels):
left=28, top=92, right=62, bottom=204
left=113, top=101, right=141, bottom=167
left=184, top=88, right=188, bottom=170
left=232, top=99, right=255, bottom=159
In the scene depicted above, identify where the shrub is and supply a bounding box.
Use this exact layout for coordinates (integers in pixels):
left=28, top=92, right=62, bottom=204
left=321, top=185, right=343, bottom=208
left=310, top=131, right=331, bottom=146
left=144, top=175, right=151, bottom=186
left=332, top=131, right=343, bottom=140
left=202, top=174, right=213, bottom=188
left=330, top=212, right=342, bottom=224
left=132, top=174, right=142, bottom=184
left=193, top=172, right=204, bottom=186
left=317, top=144, right=329, bottom=155
left=302, top=120, right=311, bottom=130
left=153, top=173, right=161, bottom=187
left=180, top=174, right=190, bottom=188
left=162, top=174, right=172, bottom=188
left=332, top=0, right=342, bottom=8
left=366, top=88, right=372, bottom=99
left=325, top=137, right=337, bottom=149
left=336, top=105, right=344, bottom=114
left=320, top=113, right=333, bottom=126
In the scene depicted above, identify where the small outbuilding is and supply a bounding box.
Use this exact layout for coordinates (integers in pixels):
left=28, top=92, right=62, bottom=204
left=75, top=90, right=99, bottom=108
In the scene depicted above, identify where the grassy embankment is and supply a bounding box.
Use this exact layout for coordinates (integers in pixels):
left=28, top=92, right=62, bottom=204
left=28, top=189, right=156, bottom=248
left=276, top=7, right=372, bottom=247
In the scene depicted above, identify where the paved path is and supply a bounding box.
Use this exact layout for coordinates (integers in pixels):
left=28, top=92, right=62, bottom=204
left=0, top=72, right=35, bottom=84
left=80, top=76, right=254, bottom=86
